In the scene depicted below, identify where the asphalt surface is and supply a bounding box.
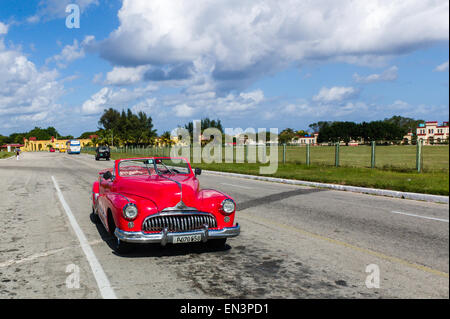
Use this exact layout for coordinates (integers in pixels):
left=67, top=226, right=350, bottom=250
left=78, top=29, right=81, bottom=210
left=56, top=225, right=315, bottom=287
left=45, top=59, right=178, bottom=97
left=0, top=152, right=448, bottom=298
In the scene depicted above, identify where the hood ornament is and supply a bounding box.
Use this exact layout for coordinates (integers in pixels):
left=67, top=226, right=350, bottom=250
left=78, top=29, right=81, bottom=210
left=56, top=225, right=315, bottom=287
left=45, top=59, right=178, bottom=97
left=162, top=200, right=197, bottom=212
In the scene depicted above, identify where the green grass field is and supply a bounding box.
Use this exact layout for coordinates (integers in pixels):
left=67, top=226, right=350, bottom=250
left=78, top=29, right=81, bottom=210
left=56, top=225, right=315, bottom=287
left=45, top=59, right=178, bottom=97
left=0, top=152, right=14, bottom=159
left=283, top=145, right=449, bottom=171
left=83, top=145, right=449, bottom=195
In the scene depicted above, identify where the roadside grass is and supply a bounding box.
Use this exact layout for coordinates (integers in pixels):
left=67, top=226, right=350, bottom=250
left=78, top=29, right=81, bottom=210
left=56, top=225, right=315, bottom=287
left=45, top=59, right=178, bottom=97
left=194, top=163, right=449, bottom=196
left=83, top=150, right=449, bottom=196
left=284, top=145, right=449, bottom=171
left=0, top=152, right=14, bottom=159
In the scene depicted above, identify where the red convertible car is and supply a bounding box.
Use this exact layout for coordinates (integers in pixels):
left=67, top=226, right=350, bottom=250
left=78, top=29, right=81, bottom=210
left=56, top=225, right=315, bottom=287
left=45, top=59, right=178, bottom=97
left=91, top=157, right=240, bottom=253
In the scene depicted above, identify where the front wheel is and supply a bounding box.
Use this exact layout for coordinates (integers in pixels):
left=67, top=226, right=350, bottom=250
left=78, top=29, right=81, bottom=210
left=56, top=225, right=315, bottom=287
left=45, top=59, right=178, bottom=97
left=113, top=236, right=133, bottom=254
left=109, top=219, right=133, bottom=254
left=90, top=205, right=101, bottom=224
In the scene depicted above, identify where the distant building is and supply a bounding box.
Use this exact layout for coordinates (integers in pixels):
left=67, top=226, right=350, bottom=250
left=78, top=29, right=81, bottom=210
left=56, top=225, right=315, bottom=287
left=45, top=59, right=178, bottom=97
left=22, top=137, right=96, bottom=151
left=0, top=143, right=24, bottom=152
left=291, top=133, right=319, bottom=146
left=402, top=131, right=414, bottom=144
left=416, top=121, right=449, bottom=145
left=154, top=135, right=180, bottom=146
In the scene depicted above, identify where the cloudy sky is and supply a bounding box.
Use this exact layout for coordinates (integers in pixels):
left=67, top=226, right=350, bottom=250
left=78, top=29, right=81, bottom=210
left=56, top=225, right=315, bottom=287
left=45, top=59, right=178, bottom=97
left=0, top=0, right=448, bottom=136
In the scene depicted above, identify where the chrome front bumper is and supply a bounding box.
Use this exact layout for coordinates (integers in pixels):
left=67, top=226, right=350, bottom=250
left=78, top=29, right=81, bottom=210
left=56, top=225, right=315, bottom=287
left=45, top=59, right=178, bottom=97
left=115, top=224, right=240, bottom=245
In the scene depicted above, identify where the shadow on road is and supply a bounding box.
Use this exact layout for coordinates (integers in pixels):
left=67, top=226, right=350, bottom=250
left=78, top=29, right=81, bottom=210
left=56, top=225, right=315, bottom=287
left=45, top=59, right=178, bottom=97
left=237, top=187, right=326, bottom=211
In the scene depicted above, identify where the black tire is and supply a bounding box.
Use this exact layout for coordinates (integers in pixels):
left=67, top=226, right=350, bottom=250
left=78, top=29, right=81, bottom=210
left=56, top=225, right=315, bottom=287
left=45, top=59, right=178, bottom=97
left=112, top=234, right=133, bottom=254
left=90, top=205, right=101, bottom=224
left=206, top=238, right=227, bottom=249
left=95, top=157, right=99, bottom=161
left=108, top=217, right=133, bottom=254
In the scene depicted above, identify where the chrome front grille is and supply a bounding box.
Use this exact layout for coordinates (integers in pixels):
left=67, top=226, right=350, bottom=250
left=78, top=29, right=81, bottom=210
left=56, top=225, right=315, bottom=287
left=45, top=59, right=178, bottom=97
left=142, top=214, right=217, bottom=232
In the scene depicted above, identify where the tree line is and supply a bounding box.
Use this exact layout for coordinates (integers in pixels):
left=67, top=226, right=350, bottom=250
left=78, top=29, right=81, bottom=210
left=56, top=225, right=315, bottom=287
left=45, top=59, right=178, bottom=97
left=311, top=116, right=425, bottom=144
left=0, top=112, right=433, bottom=148
left=94, top=108, right=157, bottom=146
left=94, top=109, right=224, bottom=146
left=0, top=127, right=74, bottom=145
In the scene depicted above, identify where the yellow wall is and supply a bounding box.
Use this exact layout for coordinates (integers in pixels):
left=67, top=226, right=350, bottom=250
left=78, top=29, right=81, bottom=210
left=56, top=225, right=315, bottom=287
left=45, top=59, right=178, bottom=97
left=22, top=138, right=95, bottom=152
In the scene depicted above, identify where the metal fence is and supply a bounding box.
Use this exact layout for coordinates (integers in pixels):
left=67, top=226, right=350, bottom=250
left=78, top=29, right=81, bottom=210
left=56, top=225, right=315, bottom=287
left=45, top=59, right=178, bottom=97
left=83, top=141, right=449, bottom=172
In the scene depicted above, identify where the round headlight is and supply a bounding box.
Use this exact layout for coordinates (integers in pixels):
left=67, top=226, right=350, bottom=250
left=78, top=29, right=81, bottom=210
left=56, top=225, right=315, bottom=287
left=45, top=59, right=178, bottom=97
left=123, top=203, right=138, bottom=220
left=221, top=199, right=235, bottom=214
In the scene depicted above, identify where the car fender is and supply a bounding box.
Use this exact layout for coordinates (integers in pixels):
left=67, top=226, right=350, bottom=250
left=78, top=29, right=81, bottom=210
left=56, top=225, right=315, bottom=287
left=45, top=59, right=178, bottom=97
left=197, top=189, right=236, bottom=228
left=103, top=193, right=158, bottom=233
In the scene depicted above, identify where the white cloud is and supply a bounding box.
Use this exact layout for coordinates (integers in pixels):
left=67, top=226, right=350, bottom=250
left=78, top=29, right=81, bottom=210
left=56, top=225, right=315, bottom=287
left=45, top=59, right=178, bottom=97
left=80, top=87, right=111, bottom=115
left=131, top=98, right=157, bottom=114
left=173, top=104, right=195, bottom=117
left=167, top=89, right=265, bottom=117
left=80, top=84, right=158, bottom=115
left=80, top=81, right=266, bottom=123
left=353, top=66, right=399, bottom=83
left=105, top=65, right=150, bottom=86
left=46, top=39, right=86, bottom=68
left=434, top=61, right=449, bottom=72
left=96, top=0, right=448, bottom=93
left=282, top=99, right=369, bottom=118
left=0, top=41, right=65, bottom=130
left=283, top=102, right=310, bottom=115
left=0, top=22, right=8, bottom=35
left=312, top=86, right=359, bottom=103
left=276, top=97, right=449, bottom=124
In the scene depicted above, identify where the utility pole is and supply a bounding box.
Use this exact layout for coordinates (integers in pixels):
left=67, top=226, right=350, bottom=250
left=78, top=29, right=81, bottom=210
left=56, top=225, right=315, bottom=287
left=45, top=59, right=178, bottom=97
left=335, top=142, right=340, bottom=167
left=306, top=143, right=310, bottom=166
left=416, top=139, right=423, bottom=173
left=371, top=141, right=376, bottom=168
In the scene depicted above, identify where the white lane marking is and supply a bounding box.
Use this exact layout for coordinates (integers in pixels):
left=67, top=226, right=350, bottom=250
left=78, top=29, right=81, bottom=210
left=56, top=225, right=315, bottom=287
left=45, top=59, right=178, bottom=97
left=51, top=176, right=117, bottom=299
left=221, top=182, right=252, bottom=189
left=391, top=211, right=449, bottom=223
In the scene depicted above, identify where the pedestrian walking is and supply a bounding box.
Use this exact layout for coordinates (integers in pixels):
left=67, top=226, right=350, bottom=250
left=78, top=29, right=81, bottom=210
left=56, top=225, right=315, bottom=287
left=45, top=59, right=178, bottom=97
left=15, top=148, right=20, bottom=160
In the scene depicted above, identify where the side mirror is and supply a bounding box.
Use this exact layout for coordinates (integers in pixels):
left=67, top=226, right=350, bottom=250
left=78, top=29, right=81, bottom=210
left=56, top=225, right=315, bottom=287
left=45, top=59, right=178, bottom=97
left=103, top=171, right=113, bottom=180
left=194, top=168, right=202, bottom=176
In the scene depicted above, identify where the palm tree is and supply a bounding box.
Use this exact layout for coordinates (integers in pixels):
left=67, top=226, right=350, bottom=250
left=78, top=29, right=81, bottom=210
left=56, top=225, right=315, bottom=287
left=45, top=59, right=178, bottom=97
left=160, top=131, right=174, bottom=146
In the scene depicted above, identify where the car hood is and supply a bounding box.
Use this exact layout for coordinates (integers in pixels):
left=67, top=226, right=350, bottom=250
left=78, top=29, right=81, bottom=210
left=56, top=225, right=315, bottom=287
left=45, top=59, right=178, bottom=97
left=116, top=175, right=200, bottom=211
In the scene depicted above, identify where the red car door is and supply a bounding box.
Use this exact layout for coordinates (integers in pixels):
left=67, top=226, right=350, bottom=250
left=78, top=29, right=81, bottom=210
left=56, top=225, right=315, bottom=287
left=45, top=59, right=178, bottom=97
left=98, top=171, right=114, bottom=223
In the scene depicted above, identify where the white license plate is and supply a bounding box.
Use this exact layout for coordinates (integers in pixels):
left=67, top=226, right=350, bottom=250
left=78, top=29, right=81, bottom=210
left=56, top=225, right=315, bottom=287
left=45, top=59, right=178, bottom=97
left=172, top=234, right=202, bottom=244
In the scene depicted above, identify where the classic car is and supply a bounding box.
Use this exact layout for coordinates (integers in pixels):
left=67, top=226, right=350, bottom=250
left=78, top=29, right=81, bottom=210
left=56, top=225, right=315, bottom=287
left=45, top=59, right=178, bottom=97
left=95, top=145, right=110, bottom=161
left=91, top=157, right=240, bottom=253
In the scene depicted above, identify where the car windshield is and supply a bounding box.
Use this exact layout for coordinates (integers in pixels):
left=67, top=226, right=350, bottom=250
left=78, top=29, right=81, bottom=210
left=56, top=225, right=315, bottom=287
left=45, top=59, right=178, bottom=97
left=118, top=158, right=191, bottom=177
left=99, top=147, right=109, bottom=151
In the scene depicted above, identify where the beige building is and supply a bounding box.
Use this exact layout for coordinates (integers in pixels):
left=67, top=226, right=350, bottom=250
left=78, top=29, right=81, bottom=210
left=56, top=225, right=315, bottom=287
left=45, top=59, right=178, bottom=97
left=402, top=132, right=414, bottom=144
left=416, top=121, right=449, bottom=145
left=22, top=137, right=95, bottom=152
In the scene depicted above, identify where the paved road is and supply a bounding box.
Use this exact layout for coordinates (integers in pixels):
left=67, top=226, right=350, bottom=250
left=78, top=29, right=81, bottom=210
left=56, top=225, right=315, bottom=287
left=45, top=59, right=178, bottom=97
left=0, top=152, right=448, bottom=298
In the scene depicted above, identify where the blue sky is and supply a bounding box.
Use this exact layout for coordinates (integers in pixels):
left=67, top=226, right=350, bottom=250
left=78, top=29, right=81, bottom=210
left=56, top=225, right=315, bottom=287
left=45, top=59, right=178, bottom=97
left=0, top=0, right=448, bottom=137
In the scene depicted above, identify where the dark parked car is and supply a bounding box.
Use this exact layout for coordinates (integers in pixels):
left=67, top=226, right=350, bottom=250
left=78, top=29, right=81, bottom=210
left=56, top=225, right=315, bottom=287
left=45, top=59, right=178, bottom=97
left=95, top=146, right=110, bottom=161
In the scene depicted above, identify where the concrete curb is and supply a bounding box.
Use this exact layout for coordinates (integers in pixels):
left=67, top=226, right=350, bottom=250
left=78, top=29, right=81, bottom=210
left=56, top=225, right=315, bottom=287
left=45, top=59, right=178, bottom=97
left=0, top=155, right=15, bottom=161
left=202, top=170, right=449, bottom=204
